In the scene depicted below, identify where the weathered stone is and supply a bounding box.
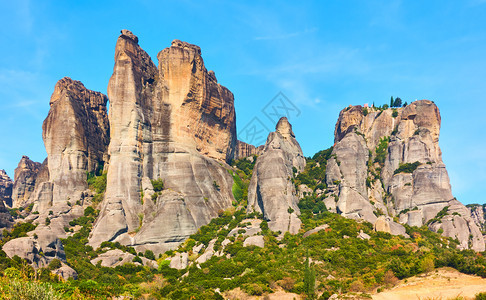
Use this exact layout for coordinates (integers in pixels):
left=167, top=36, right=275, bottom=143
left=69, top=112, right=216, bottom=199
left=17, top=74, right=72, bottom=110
left=303, top=224, right=329, bottom=238
left=327, top=101, right=483, bottom=249
left=196, top=238, right=217, bottom=264
left=12, top=156, right=41, bottom=208
left=247, top=117, right=306, bottom=235
left=52, top=264, right=78, bottom=280
left=42, top=77, right=109, bottom=209
left=428, top=200, right=485, bottom=251
left=374, top=216, right=408, bottom=237
left=170, top=252, right=189, bottom=270
left=243, top=235, right=264, bottom=248
left=0, top=170, right=13, bottom=229
left=91, top=249, right=135, bottom=267
left=236, top=140, right=264, bottom=159
left=0, top=169, right=13, bottom=207
left=89, top=31, right=236, bottom=254
left=357, top=230, right=371, bottom=240
left=3, top=233, right=65, bottom=268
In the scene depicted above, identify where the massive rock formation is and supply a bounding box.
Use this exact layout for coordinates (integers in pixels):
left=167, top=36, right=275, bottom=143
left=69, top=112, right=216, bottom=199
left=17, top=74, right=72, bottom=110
left=247, top=117, right=306, bottom=234
left=42, top=77, right=109, bottom=208
left=0, top=170, right=13, bottom=229
left=325, top=101, right=485, bottom=250
left=3, top=78, right=110, bottom=267
left=11, top=156, right=41, bottom=208
left=89, top=30, right=237, bottom=253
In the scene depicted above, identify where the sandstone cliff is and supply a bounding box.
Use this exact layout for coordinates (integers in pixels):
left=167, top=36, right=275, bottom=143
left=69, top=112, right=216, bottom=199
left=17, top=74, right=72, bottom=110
left=247, top=117, right=306, bottom=234
left=324, top=101, right=485, bottom=251
left=89, top=30, right=237, bottom=253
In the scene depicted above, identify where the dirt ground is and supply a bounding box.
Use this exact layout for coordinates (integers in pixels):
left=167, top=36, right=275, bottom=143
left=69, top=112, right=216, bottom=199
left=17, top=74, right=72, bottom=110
left=372, top=267, right=486, bottom=300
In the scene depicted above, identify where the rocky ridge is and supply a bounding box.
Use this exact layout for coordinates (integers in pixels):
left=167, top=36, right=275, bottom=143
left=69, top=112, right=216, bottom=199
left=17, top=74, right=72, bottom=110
left=324, top=101, right=484, bottom=251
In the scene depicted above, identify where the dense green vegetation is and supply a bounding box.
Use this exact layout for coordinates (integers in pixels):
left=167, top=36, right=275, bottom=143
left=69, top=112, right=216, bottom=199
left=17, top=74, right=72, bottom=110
left=294, top=147, right=333, bottom=191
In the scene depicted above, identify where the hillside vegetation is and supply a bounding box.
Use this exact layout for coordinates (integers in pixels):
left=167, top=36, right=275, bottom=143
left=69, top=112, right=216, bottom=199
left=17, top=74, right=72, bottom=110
left=0, top=151, right=486, bottom=299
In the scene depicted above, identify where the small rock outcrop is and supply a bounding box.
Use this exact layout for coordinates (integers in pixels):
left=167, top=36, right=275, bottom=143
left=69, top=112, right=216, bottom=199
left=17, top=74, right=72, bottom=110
left=12, top=156, right=41, bottom=208
left=247, top=117, right=306, bottom=234
left=236, top=140, right=264, bottom=159
left=325, top=101, right=485, bottom=251
left=89, top=30, right=237, bottom=254
left=2, top=233, right=66, bottom=268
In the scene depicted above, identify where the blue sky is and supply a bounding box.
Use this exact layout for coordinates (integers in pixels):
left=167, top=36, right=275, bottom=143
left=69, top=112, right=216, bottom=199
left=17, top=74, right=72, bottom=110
left=1, top=0, right=485, bottom=204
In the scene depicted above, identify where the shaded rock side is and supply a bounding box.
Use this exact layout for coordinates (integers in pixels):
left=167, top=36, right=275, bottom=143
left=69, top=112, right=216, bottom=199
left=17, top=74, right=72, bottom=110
left=11, top=156, right=41, bottom=208
left=89, top=30, right=236, bottom=254
left=247, top=117, right=306, bottom=234
left=236, top=140, right=264, bottom=159
left=326, top=100, right=484, bottom=250
left=0, top=170, right=13, bottom=229
left=41, top=77, right=109, bottom=208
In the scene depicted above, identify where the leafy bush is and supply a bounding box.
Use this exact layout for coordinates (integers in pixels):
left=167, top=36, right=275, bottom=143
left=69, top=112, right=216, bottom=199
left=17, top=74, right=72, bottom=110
left=151, top=178, right=164, bottom=192
left=394, top=161, right=421, bottom=175
left=374, top=137, right=389, bottom=166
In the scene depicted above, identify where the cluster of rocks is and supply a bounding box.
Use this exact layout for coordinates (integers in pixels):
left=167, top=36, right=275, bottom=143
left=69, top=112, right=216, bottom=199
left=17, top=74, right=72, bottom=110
left=1, top=29, right=485, bottom=277
left=323, top=101, right=485, bottom=251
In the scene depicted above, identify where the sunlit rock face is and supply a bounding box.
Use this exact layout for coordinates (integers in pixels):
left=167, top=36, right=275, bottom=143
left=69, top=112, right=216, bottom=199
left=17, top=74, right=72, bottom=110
left=247, top=117, right=306, bottom=235
left=325, top=100, right=484, bottom=251
left=89, top=30, right=237, bottom=254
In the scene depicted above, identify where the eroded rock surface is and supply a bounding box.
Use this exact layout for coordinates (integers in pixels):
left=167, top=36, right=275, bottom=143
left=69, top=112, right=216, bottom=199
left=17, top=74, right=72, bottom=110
left=12, top=156, right=41, bottom=208
left=247, top=117, right=306, bottom=234
left=326, top=101, right=484, bottom=250
left=236, top=140, right=264, bottom=159
left=0, top=170, right=13, bottom=229
left=42, top=77, right=109, bottom=208
left=89, top=30, right=236, bottom=254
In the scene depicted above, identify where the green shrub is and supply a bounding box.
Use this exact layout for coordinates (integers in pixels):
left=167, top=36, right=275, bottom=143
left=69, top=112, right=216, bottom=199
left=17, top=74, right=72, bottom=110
left=394, top=161, right=421, bottom=175
left=374, top=137, right=389, bottom=166
left=151, top=178, right=164, bottom=192
left=47, top=258, right=62, bottom=270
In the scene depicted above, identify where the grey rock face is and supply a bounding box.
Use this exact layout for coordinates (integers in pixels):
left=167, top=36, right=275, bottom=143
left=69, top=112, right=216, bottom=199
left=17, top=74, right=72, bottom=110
left=3, top=234, right=66, bottom=268
left=170, top=252, right=189, bottom=270
left=89, top=30, right=236, bottom=254
left=12, top=156, right=41, bottom=208
left=247, top=117, right=306, bottom=235
left=243, top=235, right=264, bottom=247
left=52, top=264, right=78, bottom=280
left=42, top=77, right=109, bottom=209
left=326, top=101, right=484, bottom=250
left=469, top=204, right=486, bottom=232
left=0, top=169, right=13, bottom=207
left=0, top=170, right=13, bottom=229
left=236, top=140, right=264, bottom=159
